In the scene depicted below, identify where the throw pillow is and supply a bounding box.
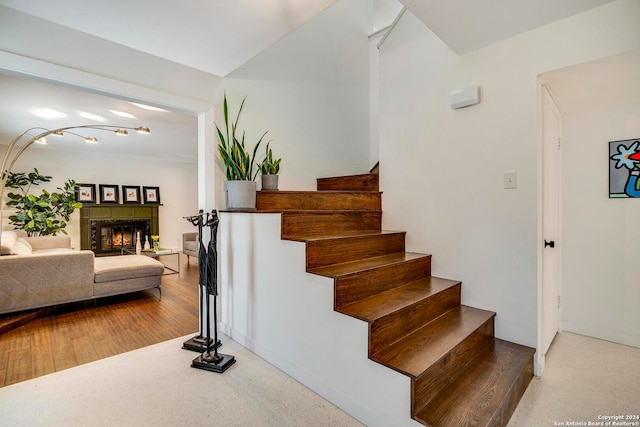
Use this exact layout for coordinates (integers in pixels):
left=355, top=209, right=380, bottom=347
left=1, top=231, right=17, bottom=255
left=12, top=238, right=33, bottom=256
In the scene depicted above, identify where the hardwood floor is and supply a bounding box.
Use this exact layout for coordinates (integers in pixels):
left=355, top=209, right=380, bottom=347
left=0, top=255, right=199, bottom=388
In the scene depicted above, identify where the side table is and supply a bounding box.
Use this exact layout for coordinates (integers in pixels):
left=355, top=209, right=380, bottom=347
left=122, top=248, right=179, bottom=275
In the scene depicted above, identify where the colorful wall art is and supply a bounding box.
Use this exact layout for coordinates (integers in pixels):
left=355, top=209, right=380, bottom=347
left=609, top=138, right=640, bottom=198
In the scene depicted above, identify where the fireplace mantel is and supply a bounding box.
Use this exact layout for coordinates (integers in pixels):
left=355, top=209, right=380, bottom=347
left=80, top=204, right=159, bottom=251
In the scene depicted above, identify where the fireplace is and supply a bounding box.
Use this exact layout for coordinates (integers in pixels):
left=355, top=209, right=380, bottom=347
left=91, top=219, right=151, bottom=254
left=80, top=205, right=159, bottom=253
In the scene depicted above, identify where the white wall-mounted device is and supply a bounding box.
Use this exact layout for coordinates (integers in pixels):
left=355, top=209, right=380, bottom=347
left=450, top=85, right=481, bottom=109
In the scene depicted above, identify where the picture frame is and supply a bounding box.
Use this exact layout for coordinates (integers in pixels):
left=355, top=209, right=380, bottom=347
left=143, top=186, right=161, bottom=204
left=99, top=184, right=120, bottom=204
left=609, top=138, right=640, bottom=198
left=122, top=185, right=141, bottom=204
left=75, top=183, right=96, bottom=203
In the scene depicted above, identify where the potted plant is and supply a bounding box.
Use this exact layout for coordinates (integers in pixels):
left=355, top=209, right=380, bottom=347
left=4, top=168, right=82, bottom=236
left=259, top=142, right=282, bottom=191
left=216, top=94, right=267, bottom=209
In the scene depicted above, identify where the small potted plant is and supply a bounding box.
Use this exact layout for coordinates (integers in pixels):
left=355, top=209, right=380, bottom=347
left=259, top=142, right=282, bottom=191
left=216, top=94, right=267, bottom=209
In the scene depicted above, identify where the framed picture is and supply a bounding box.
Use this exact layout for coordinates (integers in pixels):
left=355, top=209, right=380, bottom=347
left=609, top=138, right=640, bottom=198
left=99, top=184, right=120, bottom=204
left=143, top=186, right=161, bottom=204
left=122, top=185, right=141, bottom=204
left=75, top=183, right=96, bottom=203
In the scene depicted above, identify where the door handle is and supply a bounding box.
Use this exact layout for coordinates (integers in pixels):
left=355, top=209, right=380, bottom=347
left=544, top=240, right=555, bottom=248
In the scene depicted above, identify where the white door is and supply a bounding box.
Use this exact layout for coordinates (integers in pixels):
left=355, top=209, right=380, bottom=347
left=542, top=85, right=561, bottom=355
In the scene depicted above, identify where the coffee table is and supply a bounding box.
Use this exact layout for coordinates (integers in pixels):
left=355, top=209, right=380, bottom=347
left=122, top=248, right=179, bottom=275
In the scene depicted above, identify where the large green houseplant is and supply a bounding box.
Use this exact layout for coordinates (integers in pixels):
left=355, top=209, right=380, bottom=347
left=216, top=94, right=268, bottom=209
left=4, top=168, right=82, bottom=236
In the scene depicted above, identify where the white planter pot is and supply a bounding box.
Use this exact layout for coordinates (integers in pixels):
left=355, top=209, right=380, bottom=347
left=225, top=180, right=257, bottom=210
left=261, top=174, right=279, bottom=191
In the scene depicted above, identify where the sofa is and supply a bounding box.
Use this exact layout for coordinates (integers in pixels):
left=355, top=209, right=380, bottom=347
left=0, top=230, right=165, bottom=315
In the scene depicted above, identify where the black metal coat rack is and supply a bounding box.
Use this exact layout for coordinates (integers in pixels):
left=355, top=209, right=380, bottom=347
left=182, top=210, right=218, bottom=353
left=184, top=209, right=235, bottom=373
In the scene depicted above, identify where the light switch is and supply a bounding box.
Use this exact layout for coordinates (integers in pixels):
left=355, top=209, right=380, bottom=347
left=504, top=171, right=517, bottom=189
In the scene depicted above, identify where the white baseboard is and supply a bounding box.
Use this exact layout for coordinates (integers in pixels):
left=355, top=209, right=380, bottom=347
left=562, top=321, right=640, bottom=348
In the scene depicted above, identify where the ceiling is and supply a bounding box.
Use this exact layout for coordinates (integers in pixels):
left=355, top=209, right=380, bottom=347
left=541, top=49, right=640, bottom=114
left=0, top=0, right=626, bottom=164
left=400, top=0, right=616, bottom=54
left=0, top=0, right=338, bottom=78
left=0, top=73, right=198, bottom=163
left=0, top=0, right=616, bottom=74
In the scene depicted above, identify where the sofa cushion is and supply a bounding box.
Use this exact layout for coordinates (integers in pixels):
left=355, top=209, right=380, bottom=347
left=25, top=235, right=71, bottom=250
left=94, top=255, right=164, bottom=283
left=1, top=231, right=17, bottom=255
left=11, top=238, right=33, bottom=256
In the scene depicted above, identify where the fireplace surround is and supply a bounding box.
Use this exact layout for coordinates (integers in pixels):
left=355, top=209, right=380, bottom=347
left=91, top=219, right=151, bottom=254
left=80, top=204, right=159, bottom=254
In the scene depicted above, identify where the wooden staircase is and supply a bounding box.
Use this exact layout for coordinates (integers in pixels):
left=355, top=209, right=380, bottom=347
left=255, top=172, right=534, bottom=426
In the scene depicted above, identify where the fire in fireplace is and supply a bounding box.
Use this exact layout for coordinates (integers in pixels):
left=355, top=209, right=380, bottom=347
left=91, top=219, right=151, bottom=255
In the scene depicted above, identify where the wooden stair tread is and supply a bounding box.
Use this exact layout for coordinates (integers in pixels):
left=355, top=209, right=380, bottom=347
left=289, top=229, right=403, bottom=243
left=309, top=252, right=429, bottom=278
left=372, top=306, right=495, bottom=378
left=317, top=173, right=376, bottom=180
left=415, top=339, right=535, bottom=427
left=338, top=277, right=460, bottom=322
left=299, top=230, right=404, bottom=242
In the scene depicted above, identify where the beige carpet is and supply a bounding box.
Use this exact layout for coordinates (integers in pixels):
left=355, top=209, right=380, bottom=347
left=0, top=331, right=637, bottom=426
left=0, top=334, right=363, bottom=427
left=509, top=332, right=640, bottom=426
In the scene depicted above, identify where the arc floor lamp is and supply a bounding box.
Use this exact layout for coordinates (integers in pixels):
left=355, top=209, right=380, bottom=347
left=0, top=125, right=150, bottom=235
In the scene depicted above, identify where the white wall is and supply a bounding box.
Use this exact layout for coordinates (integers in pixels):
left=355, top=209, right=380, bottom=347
left=561, top=104, right=640, bottom=347
left=219, top=0, right=370, bottom=192
left=378, top=0, right=640, bottom=354
left=369, top=37, right=381, bottom=169
left=2, top=145, right=197, bottom=251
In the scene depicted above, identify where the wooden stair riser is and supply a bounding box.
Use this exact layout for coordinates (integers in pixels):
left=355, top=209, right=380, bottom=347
left=334, top=257, right=431, bottom=307
left=411, top=318, right=495, bottom=415
left=306, top=232, right=405, bottom=270
left=317, top=173, right=379, bottom=192
left=282, top=211, right=381, bottom=239
left=367, top=284, right=461, bottom=356
left=257, top=191, right=382, bottom=211
left=488, top=358, right=534, bottom=427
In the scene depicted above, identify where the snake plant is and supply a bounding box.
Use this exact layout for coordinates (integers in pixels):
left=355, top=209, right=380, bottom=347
left=216, top=94, right=267, bottom=181
left=259, top=142, right=282, bottom=175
